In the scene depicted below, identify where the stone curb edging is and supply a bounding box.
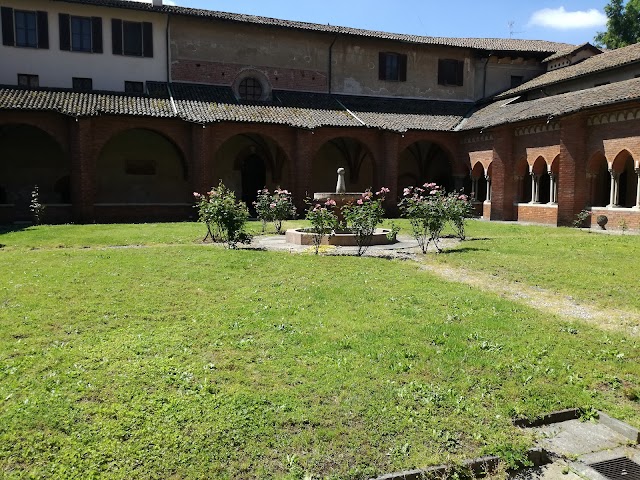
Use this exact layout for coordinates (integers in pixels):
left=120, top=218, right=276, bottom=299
left=598, top=411, right=640, bottom=443
left=369, top=448, right=549, bottom=480
left=512, top=408, right=580, bottom=428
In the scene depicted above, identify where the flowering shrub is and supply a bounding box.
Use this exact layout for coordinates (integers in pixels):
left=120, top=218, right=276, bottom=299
left=341, top=187, right=389, bottom=256
left=399, top=183, right=448, bottom=253
left=30, top=185, right=45, bottom=225
left=194, top=181, right=252, bottom=249
left=254, top=188, right=296, bottom=234
left=305, top=198, right=338, bottom=255
left=445, top=192, right=473, bottom=240
left=399, top=184, right=473, bottom=252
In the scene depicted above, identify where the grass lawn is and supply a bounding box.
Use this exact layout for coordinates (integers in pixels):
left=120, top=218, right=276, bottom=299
left=0, top=221, right=638, bottom=479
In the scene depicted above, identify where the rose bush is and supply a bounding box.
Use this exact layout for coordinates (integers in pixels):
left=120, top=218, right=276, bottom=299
left=341, top=187, right=389, bottom=256
left=305, top=198, right=338, bottom=254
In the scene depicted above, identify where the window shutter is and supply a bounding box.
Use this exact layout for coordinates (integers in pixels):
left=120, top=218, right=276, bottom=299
left=112, top=19, right=122, bottom=55
left=399, top=54, right=407, bottom=82
left=437, top=59, right=445, bottom=85
left=91, top=17, right=102, bottom=53
left=456, top=60, right=464, bottom=86
left=379, top=52, right=387, bottom=80
left=59, top=14, right=70, bottom=51
left=142, top=21, right=153, bottom=57
left=37, top=11, right=48, bottom=49
left=1, top=7, right=14, bottom=46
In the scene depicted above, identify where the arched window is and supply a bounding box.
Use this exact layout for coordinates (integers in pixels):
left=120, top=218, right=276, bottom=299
left=239, top=77, right=263, bottom=101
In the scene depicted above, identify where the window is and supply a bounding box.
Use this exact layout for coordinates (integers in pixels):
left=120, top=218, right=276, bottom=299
left=59, top=14, right=102, bottom=53
left=379, top=52, right=407, bottom=81
left=125, top=81, right=144, bottom=94
left=18, top=74, right=39, bottom=88
left=111, top=19, right=153, bottom=57
left=1, top=7, right=48, bottom=49
left=238, top=77, right=263, bottom=101
left=510, top=75, right=524, bottom=88
left=438, top=59, right=464, bottom=86
left=72, top=77, right=93, bottom=91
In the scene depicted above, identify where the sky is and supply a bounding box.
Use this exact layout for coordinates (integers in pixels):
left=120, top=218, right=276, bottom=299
left=130, top=0, right=611, bottom=46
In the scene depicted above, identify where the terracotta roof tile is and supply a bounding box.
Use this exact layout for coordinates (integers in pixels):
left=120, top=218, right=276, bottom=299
left=52, top=0, right=571, bottom=54
left=497, top=43, right=640, bottom=99
left=461, top=77, right=640, bottom=130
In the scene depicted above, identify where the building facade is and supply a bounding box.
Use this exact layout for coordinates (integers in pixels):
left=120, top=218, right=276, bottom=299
left=1, top=0, right=640, bottom=229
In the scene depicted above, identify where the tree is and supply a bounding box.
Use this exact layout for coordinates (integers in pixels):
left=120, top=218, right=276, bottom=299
left=595, top=0, right=640, bottom=49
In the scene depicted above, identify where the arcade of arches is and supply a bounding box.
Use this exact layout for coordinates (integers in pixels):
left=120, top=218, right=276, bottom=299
left=1, top=111, right=640, bottom=229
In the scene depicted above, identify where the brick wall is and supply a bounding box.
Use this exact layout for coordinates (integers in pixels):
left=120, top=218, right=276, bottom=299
left=589, top=207, right=640, bottom=230
left=94, top=205, right=195, bottom=223
left=172, top=60, right=328, bottom=93
left=514, top=203, right=558, bottom=224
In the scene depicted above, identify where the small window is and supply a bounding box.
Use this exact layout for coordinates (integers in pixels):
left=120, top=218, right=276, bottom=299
left=239, top=77, right=263, bottom=101
left=126, top=159, right=156, bottom=176
left=510, top=75, right=524, bottom=88
left=73, top=77, right=92, bottom=91
left=112, top=19, right=153, bottom=57
left=59, top=14, right=102, bottom=53
left=438, top=59, right=464, bottom=86
left=124, top=81, right=144, bottom=94
left=71, top=16, right=91, bottom=51
left=18, top=74, right=39, bottom=87
left=379, top=52, right=407, bottom=81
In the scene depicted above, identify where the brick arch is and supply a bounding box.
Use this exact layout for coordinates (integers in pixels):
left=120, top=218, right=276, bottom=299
left=611, top=149, right=634, bottom=173
left=586, top=151, right=610, bottom=208
left=587, top=151, right=607, bottom=174
left=92, top=119, right=190, bottom=164
left=550, top=155, right=560, bottom=175
left=96, top=128, right=190, bottom=204
left=0, top=115, right=69, bottom=154
left=531, top=156, right=547, bottom=175
left=212, top=126, right=295, bottom=160
left=471, top=161, right=486, bottom=177
left=399, top=133, right=463, bottom=175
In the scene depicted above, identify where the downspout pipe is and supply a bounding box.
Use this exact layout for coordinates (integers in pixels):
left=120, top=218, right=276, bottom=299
left=482, top=52, right=493, bottom=99
left=328, top=31, right=339, bottom=94
left=165, top=13, right=177, bottom=116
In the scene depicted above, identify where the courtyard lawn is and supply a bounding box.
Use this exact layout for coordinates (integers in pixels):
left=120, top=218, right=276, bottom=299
left=0, top=223, right=638, bottom=479
left=423, top=220, right=640, bottom=312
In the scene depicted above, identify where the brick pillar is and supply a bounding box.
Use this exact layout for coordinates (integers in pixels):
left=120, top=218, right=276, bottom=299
left=70, top=117, right=94, bottom=223
left=294, top=129, right=314, bottom=211
left=381, top=131, right=399, bottom=215
left=191, top=124, right=211, bottom=195
left=490, top=126, right=515, bottom=221
left=558, top=115, right=587, bottom=226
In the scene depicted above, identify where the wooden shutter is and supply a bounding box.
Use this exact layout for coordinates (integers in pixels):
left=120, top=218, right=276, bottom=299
left=399, top=54, right=407, bottom=82
left=37, top=11, right=48, bottom=49
left=59, top=14, right=70, bottom=51
left=379, top=52, right=387, bottom=80
left=112, top=19, right=122, bottom=54
left=1, top=7, right=14, bottom=46
left=91, top=17, right=102, bottom=53
left=142, top=21, right=153, bottom=57
left=456, top=60, right=464, bottom=86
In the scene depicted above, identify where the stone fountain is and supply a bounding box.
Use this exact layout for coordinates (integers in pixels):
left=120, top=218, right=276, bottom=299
left=285, top=167, right=396, bottom=247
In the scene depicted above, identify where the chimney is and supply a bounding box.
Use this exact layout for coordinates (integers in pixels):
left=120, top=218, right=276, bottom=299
left=151, top=0, right=162, bottom=6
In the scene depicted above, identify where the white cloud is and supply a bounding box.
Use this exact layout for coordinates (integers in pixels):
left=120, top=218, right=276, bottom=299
left=528, top=7, right=607, bottom=30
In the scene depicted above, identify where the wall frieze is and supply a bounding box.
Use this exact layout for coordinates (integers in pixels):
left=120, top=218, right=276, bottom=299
left=514, top=122, right=560, bottom=136
left=588, top=108, right=640, bottom=126
left=461, top=133, right=493, bottom=144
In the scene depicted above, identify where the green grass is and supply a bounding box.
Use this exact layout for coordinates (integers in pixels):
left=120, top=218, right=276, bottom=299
left=0, top=222, right=638, bottom=479
left=426, top=220, right=640, bottom=311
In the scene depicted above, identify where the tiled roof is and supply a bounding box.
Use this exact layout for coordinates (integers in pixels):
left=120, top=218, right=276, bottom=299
left=0, top=83, right=472, bottom=132
left=542, top=42, right=602, bottom=63
left=52, top=0, right=571, bottom=55
left=460, top=77, right=640, bottom=131
left=497, top=42, right=640, bottom=99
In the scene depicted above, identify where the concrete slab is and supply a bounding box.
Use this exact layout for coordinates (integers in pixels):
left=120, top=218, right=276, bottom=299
left=534, top=419, right=631, bottom=457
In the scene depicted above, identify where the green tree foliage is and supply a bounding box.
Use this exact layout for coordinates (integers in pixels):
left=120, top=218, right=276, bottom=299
left=595, top=0, right=640, bottom=49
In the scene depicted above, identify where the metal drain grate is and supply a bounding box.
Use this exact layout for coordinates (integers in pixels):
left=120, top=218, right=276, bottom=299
left=589, top=457, right=640, bottom=480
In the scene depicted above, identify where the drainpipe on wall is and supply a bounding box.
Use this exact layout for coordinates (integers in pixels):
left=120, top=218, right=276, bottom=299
left=328, top=32, right=339, bottom=94
left=165, top=13, right=177, bottom=116
left=482, top=52, right=493, bottom=99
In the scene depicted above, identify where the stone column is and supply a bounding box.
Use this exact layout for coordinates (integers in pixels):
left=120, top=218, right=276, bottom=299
left=531, top=174, right=541, bottom=203
left=635, top=167, right=640, bottom=209
left=485, top=174, right=492, bottom=202
left=549, top=173, right=558, bottom=204
left=608, top=169, right=620, bottom=207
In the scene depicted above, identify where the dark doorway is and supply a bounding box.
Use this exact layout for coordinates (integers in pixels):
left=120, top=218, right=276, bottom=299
left=241, top=154, right=266, bottom=215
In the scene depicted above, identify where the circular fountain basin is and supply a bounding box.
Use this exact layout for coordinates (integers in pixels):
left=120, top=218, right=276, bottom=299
left=285, top=228, right=396, bottom=246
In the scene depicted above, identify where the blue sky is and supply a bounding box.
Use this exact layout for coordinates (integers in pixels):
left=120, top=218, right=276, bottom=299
left=145, top=0, right=610, bottom=45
